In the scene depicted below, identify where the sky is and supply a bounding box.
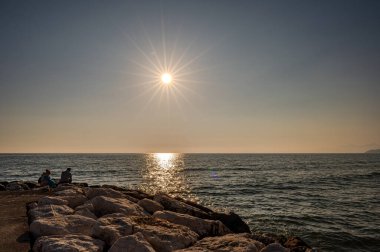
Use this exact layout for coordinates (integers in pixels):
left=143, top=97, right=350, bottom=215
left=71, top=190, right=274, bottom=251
left=1, top=0, right=379, bottom=153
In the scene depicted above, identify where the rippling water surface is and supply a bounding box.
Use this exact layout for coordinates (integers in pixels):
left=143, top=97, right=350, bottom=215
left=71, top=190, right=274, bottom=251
left=1, top=153, right=379, bottom=251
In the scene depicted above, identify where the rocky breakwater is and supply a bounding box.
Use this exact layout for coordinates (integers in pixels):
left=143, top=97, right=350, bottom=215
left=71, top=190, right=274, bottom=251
left=27, top=183, right=315, bottom=252
left=0, top=181, right=40, bottom=191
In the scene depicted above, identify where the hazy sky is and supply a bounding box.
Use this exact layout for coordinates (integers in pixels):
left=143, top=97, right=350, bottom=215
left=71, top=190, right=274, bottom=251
left=1, top=0, right=379, bottom=153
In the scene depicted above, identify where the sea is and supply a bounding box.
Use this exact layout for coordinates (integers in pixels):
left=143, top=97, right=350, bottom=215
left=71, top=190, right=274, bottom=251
left=0, top=153, right=379, bottom=252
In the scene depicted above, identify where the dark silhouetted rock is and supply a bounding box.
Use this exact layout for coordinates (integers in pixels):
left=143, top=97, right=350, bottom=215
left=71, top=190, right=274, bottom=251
left=72, top=182, right=89, bottom=187
left=124, top=194, right=140, bottom=203
left=0, top=181, right=9, bottom=187
left=260, top=243, right=290, bottom=252
left=250, top=232, right=287, bottom=245
left=25, top=181, right=39, bottom=189
left=290, top=247, right=315, bottom=252
left=211, top=211, right=251, bottom=234
left=6, top=181, right=29, bottom=191
left=284, top=236, right=309, bottom=249
left=101, top=184, right=127, bottom=191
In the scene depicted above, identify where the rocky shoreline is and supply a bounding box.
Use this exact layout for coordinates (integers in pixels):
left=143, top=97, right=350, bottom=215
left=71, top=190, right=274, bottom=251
left=1, top=181, right=315, bottom=251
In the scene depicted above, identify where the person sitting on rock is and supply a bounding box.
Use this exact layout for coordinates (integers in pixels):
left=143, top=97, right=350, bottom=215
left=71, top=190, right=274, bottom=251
left=38, top=170, right=47, bottom=184
left=59, top=168, right=72, bottom=184
left=39, top=169, right=56, bottom=188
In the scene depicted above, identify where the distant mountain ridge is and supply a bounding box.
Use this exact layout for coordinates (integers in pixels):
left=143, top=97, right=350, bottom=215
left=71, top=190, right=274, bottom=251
left=365, top=149, right=380, bottom=153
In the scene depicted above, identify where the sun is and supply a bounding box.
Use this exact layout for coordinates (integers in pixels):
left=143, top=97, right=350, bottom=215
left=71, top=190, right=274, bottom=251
left=161, top=73, right=173, bottom=85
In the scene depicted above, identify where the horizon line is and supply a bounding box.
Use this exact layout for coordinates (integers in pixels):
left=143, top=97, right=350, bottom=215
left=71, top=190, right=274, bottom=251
left=0, top=152, right=371, bottom=155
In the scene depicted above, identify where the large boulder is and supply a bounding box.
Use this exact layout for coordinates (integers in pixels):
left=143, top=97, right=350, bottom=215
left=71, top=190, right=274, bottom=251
left=177, top=233, right=264, bottom=252
left=6, top=181, right=29, bottom=191
left=61, top=194, right=88, bottom=208
left=108, top=232, right=155, bottom=252
left=75, top=202, right=97, bottom=219
left=284, top=236, right=310, bottom=250
left=54, top=184, right=85, bottom=195
left=174, top=196, right=215, bottom=214
left=30, top=214, right=97, bottom=238
left=75, top=209, right=97, bottom=219
left=138, top=198, right=164, bottom=214
left=0, top=181, right=9, bottom=187
left=154, top=194, right=210, bottom=219
left=33, top=234, right=104, bottom=252
left=133, top=216, right=199, bottom=252
left=124, top=194, right=140, bottom=203
left=93, top=213, right=199, bottom=251
left=25, top=181, right=39, bottom=189
left=38, top=196, right=69, bottom=206
left=260, top=243, right=290, bottom=252
left=28, top=205, right=74, bottom=222
left=250, top=233, right=287, bottom=246
left=91, top=195, right=146, bottom=217
left=84, top=187, right=125, bottom=199
left=211, top=211, right=251, bottom=234
left=92, top=213, right=134, bottom=246
left=153, top=210, right=230, bottom=237
left=123, top=189, right=153, bottom=200
left=72, top=182, right=89, bottom=187
left=37, top=195, right=87, bottom=208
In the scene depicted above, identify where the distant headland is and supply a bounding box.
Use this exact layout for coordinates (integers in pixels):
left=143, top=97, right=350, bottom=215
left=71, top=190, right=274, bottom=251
left=365, top=149, right=380, bottom=153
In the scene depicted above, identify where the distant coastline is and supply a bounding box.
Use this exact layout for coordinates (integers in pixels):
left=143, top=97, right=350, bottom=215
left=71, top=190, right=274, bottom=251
left=365, top=149, right=380, bottom=153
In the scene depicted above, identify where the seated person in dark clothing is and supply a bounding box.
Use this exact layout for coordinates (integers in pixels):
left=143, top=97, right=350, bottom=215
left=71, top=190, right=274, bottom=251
left=60, top=168, right=72, bottom=184
left=39, top=169, right=57, bottom=188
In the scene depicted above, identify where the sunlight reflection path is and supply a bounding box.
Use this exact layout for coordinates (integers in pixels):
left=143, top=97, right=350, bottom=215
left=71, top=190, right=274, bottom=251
left=139, top=153, right=197, bottom=201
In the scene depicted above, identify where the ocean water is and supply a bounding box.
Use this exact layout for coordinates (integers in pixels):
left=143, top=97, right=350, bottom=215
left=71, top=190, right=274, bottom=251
left=1, top=153, right=379, bottom=251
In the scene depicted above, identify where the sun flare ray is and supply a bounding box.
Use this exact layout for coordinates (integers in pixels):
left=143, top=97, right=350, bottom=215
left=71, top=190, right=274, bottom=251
left=124, top=21, right=209, bottom=116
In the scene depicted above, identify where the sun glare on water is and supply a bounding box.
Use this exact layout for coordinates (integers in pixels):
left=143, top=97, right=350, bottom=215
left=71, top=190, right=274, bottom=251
left=154, top=153, right=175, bottom=169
